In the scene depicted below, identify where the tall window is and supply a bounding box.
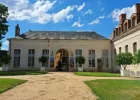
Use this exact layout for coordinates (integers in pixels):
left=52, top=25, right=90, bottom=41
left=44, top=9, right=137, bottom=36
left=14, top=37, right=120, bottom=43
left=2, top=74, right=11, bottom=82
left=133, top=42, right=137, bottom=54
left=42, top=49, right=49, bottom=67
left=125, top=45, right=128, bottom=53
left=28, top=49, right=35, bottom=67
left=75, top=49, right=82, bottom=56
left=89, top=50, right=95, bottom=67
left=13, top=49, right=20, bottom=68
left=119, top=47, right=121, bottom=54
left=102, top=50, right=108, bottom=67
left=75, top=49, right=82, bottom=67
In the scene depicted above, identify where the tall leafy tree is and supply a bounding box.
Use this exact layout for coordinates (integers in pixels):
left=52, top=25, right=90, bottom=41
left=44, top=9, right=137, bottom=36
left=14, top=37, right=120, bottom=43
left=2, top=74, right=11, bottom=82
left=133, top=49, right=140, bottom=64
left=0, top=3, right=9, bottom=49
left=116, top=52, right=133, bottom=69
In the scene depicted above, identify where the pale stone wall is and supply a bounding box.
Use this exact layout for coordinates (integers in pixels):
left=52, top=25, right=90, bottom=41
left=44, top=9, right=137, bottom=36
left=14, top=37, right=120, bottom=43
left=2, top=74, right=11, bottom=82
left=113, top=29, right=140, bottom=71
left=122, top=65, right=140, bottom=77
left=9, top=39, right=112, bottom=71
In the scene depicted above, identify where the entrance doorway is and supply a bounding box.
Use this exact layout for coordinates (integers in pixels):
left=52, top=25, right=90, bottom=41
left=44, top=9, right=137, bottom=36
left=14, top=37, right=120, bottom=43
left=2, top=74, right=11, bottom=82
left=55, top=49, right=69, bottom=71
left=97, top=58, right=102, bottom=72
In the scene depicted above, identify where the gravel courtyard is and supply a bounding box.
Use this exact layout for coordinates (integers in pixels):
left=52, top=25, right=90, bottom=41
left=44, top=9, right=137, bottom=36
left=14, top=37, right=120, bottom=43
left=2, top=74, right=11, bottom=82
left=0, top=72, right=133, bottom=100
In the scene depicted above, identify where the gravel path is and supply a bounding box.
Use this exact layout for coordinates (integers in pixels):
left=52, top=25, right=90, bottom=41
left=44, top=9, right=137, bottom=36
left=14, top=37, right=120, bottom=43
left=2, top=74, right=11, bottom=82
left=0, top=72, right=135, bottom=100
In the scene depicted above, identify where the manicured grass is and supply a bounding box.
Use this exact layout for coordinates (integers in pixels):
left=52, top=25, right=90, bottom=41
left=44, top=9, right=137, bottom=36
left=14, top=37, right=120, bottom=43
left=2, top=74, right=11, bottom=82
left=0, top=71, right=48, bottom=76
left=0, top=78, right=27, bottom=94
left=74, top=72, right=120, bottom=77
left=85, top=79, right=140, bottom=100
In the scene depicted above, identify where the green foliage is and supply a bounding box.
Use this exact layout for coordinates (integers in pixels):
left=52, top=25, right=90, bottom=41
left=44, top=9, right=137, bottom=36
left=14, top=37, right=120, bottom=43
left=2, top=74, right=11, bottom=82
left=133, top=49, right=140, bottom=64
left=0, top=71, right=47, bottom=76
left=0, top=42, right=2, bottom=49
left=0, top=3, right=9, bottom=48
left=116, top=52, right=133, bottom=66
left=38, top=56, right=48, bottom=66
left=0, top=78, right=26, bottom=94
left=1, top=55, right=11, bottom=65
left=85, top=79, right=140, bottom=100
left=76, top=56, right=85, bottom=67
left=75, top=72, right=120, bottom=77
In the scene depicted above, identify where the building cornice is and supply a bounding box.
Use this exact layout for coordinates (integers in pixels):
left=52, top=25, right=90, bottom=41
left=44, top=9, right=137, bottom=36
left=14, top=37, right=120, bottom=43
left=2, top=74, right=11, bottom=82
left=112, top=23, right=140, bottom=42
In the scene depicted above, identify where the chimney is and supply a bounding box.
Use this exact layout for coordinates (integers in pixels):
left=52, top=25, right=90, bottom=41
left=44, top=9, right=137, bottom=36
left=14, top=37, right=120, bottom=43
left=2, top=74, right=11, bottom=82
left=15, top=24, right=20, bottom=36
left=119, top=14, right=126, bottom=25
left=136, top=3, right=140, bottom=13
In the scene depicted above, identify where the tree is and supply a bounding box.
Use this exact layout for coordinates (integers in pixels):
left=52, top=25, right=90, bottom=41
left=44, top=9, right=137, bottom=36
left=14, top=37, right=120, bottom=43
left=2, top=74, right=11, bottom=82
left=0, top=3, right=9, bottom=49
left=116, top=52, right=133, bottom=69
left=1, top=55, right=11, bottom=66
left=38, top=56, right=48, bottom=67
left=133, top=49, right=140, bottom=64
left=76, top=56, right=85, bottom=67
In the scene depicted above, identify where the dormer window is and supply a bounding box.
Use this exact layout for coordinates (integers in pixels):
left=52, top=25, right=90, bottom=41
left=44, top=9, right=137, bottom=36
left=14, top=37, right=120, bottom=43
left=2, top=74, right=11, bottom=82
left=116, top=28, right=118, bottom=36
left=118, top=26, right=122, bottom=35
left=124, top=23, right=128, bottom=32
left=132, top=16, right=137, bottom=27
left=113, top=30, right=116, bottom=38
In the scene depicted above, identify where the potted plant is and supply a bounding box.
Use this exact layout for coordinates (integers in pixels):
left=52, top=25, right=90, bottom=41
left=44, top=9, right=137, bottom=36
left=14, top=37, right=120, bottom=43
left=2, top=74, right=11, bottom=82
left=76, top=56, right=85, bottom=72
left=38, top=56, right=48, bottom=71
left=1, top=55, right=11, bottom=71
left=116, top=52, right=133, bottom=77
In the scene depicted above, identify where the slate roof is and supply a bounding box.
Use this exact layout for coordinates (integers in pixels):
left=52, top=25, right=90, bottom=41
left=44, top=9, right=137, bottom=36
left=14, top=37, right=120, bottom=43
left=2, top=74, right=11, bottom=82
left=12, top=31, right=108, bottom=40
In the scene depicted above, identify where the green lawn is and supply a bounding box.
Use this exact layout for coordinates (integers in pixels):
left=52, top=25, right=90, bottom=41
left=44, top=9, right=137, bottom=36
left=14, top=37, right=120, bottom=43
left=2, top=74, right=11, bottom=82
left=0, top=71, right=47, bottom=76
left=85, top=79, right=140, bottom=100
left=74, top=72, right=120, bottom=77
left=0, top=78, right=27, bottom=94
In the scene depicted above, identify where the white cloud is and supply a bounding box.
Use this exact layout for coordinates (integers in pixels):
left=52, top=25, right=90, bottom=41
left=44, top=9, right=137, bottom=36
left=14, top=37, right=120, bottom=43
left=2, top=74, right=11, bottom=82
left=89, top=19, right=100, bottom=25
left=89, top=15, right=105, bottom=25
left=66, top=14, right=73, bottom=21
left=83, top=10, right=93, bottom=15
left=77, top=2, right=85, bottom=11
left=98, top=16, right=105, bottom=19
left=72, top=19, right=84, bottom=27
left=111, top=5, right=135, bottom=21
left=1, top=47, right=8, bottom=50
left=101, top=8, right=104, bottom=11
left=1, top=0, right=56, bottom=24
left=1, top=0, right=78, bottom=24
left=3, top=41, right=9, bottom=46
left=53, top=6, right=75, bottom=23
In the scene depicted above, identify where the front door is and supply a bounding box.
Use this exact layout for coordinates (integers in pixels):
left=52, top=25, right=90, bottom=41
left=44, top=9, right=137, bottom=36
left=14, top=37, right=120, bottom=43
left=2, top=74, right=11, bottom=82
left=55, top=49, right=69, bottom=71
left=97, top=58, right=102, bottom=72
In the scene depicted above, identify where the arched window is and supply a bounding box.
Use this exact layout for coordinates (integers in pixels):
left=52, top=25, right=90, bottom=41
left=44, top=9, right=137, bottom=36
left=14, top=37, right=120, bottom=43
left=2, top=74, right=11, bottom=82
left=89, top=50, right=95, bottom=67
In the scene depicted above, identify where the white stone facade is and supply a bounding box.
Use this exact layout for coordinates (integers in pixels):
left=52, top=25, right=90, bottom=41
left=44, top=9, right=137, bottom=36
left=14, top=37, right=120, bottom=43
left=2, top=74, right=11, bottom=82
left=9, top=39, right=112, bottom=71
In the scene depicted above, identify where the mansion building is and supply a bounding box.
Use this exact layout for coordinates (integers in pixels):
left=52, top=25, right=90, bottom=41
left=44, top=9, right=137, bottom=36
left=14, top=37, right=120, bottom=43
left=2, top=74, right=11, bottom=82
left=8, top=3, right=140, bottom=72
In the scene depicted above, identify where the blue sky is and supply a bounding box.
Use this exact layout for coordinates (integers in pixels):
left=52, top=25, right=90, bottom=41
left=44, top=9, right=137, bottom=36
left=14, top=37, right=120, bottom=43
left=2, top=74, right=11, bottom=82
left=0, top=0, right=140, bottom=50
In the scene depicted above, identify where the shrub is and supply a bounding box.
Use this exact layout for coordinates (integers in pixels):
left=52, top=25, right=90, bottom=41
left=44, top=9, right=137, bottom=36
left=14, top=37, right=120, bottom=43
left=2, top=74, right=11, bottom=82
left=38, top=56, right=48, bottom=67
left=76, top=56, right=85, bottom=67
left=133, top=49, right=140, bottom=64
left=1, top=55, right=11, bottom=66
left=116, top=52, right=133, bottom=68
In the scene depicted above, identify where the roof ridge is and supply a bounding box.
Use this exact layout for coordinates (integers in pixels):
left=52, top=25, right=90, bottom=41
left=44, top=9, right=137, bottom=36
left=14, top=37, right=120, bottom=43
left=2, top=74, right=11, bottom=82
left=16, top=31, right=108, bottom=40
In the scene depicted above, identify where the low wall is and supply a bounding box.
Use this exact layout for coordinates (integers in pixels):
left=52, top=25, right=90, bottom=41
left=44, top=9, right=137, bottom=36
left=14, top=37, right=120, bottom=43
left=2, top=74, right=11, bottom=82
left=123, top=64, right=140, bottom=77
